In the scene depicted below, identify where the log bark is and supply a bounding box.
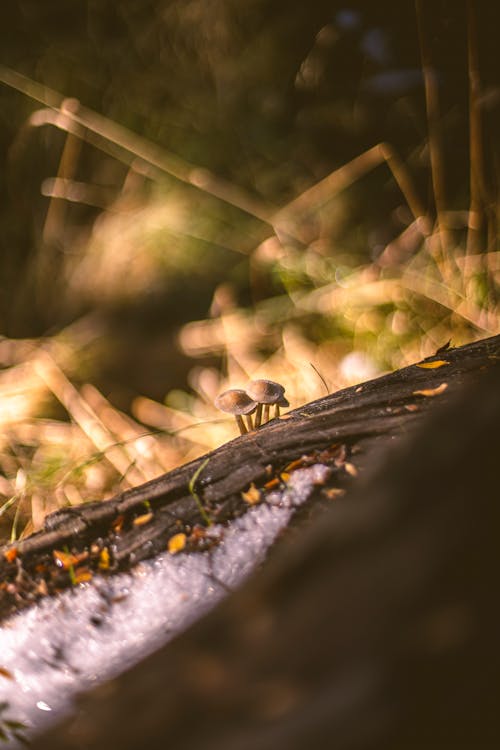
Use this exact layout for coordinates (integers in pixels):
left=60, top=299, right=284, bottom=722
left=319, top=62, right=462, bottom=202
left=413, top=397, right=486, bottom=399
left=1, top=335, right=498, bottom=623
left=23, top=334, right=500, bottom=749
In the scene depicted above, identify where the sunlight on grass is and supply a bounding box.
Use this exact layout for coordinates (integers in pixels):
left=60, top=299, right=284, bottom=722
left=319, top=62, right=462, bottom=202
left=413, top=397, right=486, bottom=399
left=0, top=2, right=499, bottom=546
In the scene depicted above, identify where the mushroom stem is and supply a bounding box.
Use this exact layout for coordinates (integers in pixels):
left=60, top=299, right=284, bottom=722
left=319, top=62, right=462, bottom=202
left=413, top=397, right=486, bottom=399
left=254, top=403, right=263, bottom=428
left=235, top=415, right=248, bottom=435
left=263, top=404, right=271, bottom=423
left=274, top=404, right=280, bottom=419
left=245, top=414, right=254, bottom=432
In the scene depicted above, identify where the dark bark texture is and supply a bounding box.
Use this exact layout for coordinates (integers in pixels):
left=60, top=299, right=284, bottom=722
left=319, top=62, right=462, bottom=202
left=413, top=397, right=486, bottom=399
left=10, top=335, right=500, bottom=748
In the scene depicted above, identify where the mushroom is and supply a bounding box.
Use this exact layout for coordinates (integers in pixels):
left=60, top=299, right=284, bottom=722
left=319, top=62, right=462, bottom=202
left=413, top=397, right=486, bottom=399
left=214, top=389, right=257, bottom=435
left=245, top=379, right=289, bottom=427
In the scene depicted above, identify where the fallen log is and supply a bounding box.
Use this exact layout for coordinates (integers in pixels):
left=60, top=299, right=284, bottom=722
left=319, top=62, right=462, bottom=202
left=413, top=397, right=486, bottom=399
left=1, top=335, right=498, bottom=623
left=1, top=335, right=499, bottom=748
left=30, top=335, right=500, bottom=750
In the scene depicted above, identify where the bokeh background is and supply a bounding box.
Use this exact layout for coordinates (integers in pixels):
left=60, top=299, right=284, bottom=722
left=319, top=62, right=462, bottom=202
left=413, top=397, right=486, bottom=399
left=0, top=0, right=498, bottom=542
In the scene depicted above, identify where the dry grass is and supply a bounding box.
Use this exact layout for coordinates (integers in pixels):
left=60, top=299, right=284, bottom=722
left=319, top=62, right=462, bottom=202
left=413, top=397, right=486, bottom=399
left=0, top=230, right=497, bottom=544
left=0, top=9, right=499, bottom=546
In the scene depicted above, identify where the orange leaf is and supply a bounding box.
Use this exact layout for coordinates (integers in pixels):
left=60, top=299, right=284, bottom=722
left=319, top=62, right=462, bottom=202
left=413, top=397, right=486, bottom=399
left=284, top=458, right=306, bottom=472
left=73, top=567, right=93, bottom=584
left=168, top=533, right=187, bottom=555
left=264, top=477, right=280, bottom=490
left=3, top=547, right=18, bottom=563
left=322, top=488, right=345, bottom=500
left=241, top=483, right=261, bottom=505
left=53, top=549, right=87, bottom=570
left=413, top=383, right=448, bottom=397
left=111, top=514, right=125, bottom=533
left=0, top=666, right=14, bottom=680
left=416, top=360, right=450, bottom=369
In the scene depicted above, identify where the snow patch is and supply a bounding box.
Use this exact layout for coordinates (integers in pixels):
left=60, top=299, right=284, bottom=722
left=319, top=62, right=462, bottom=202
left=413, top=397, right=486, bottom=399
left=0, top=464, right=330, bottom=744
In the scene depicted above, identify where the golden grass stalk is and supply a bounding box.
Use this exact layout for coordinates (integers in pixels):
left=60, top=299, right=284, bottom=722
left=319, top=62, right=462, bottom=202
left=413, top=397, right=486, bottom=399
left=415, top=0, right=453, bottom=261
left=0, top=65, right=275, bottom=228
left=273, top=142, right=429, bottom=246
left=33, top=352, right=147, bottom=487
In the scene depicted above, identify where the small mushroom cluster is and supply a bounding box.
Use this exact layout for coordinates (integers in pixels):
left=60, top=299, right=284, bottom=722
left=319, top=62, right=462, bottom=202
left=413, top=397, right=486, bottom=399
left=215, top=379, right=289, bottom=435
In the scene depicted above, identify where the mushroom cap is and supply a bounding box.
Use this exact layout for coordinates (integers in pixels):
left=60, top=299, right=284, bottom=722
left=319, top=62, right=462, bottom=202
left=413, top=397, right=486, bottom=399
left=214, top=389, right=257, bottom=415
left=246, top=379, right=286, bottom=404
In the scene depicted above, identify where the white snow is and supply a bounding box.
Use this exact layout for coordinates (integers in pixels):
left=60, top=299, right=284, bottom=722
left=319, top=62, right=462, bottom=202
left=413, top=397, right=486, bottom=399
left=0, top=464, right=330, bottom=745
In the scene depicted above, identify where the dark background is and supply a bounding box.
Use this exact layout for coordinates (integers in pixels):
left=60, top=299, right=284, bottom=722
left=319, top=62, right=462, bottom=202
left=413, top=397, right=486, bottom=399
left=0, top=1, right=498, bottom=398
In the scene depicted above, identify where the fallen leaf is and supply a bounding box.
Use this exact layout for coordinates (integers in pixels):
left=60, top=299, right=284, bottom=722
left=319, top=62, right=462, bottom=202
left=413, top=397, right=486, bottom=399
left=405, top=404, right=419, bottom=412
left=73, top=567, right=93, bottom=584
left=241, top=483, right=261, bottom=505
left=322, top=488, right=345, bottom=500
left=53, top=550, right=88, bottom=570
left=284, top=458, right=307, bottom=472
left=111, top=514, right=125, bottom=533
left=279, top=472, right=291, bottom=483
left=98, top=548, right=111, bottom=570
left=413, top=383, right=448, bottom=397
left=168, top=532, right=187, bottom=555
left=264, top=477, right=280, bottom=490
left=133, top=512, right=153, bottom=526
left=0, top=667, right=14, bottom=680
left=344, top=462, right=358, bottom=477
left=3, top=547, right=18, bottom=564
left=416, top=360, right=450, bottom=369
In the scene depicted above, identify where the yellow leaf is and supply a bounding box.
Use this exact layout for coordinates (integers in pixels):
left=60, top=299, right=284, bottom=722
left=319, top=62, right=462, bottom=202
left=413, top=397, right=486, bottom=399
left=416, top=360, right=450, bottom=369
left=133, top=512, right=153, bottom=526
left=413, top=383, right=448, bottom=397
left=98, top=548, right=111, bottom=570
left=241, top=483, right=261, bottom=505
left=168, top=532, right=187, bottom=555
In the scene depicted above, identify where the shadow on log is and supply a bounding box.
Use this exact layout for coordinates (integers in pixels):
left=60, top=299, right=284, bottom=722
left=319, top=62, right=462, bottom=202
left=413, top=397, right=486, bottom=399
left=29, top=336, right=500, bottom=750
